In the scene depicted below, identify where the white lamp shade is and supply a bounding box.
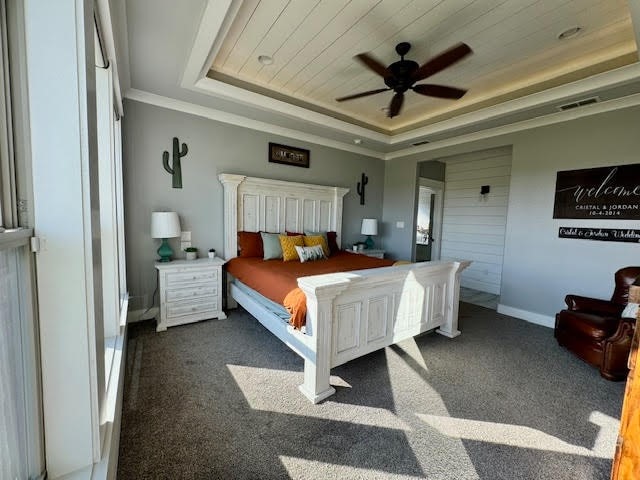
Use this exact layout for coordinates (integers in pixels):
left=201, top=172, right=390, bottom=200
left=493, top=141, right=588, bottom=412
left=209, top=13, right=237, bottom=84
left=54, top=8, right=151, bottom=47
left=151, top=212, right=181, bottom=239
left=361, top=218, right=378, bottom=236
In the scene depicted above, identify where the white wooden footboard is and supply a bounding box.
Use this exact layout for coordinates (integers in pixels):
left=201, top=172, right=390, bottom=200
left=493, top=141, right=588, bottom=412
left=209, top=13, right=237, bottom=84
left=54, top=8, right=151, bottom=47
left=230, top=260, right=469, bottom=403
left=296, top=260, right=470, bottom=403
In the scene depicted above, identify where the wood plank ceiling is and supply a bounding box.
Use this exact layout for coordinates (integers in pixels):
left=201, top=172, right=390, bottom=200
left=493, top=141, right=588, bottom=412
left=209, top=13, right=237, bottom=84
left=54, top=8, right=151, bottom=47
left=208, top=0, right=637, bottom=134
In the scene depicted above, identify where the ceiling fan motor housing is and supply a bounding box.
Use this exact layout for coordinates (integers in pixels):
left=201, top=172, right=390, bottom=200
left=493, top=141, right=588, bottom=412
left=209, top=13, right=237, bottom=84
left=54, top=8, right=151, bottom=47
left=385, top=60, right=419, bottom=93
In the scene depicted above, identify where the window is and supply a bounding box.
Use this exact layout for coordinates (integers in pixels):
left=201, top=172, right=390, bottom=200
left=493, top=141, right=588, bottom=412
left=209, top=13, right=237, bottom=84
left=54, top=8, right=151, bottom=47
left=0, top=235, right=41, bottom=480
left=0, top=1, right=44, bottom=478
left=95, top=22, right=127, bottom=438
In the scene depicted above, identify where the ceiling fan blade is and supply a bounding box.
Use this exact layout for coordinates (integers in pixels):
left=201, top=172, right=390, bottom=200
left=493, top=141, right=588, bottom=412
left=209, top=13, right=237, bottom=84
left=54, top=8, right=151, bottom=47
left=355, top=53, right=389, bottom=77
left=412, top=42, right=472, bottom=82
left=388, top=92, right=404, bottom=118
left=335, top=88, right=390, bottom=102
left=412, top=84, right=467, bottom=99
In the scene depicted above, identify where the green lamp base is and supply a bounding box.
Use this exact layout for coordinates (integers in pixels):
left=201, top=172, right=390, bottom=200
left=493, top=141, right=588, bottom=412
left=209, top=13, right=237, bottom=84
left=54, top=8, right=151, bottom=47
left=157, top=238, right=174, bottom=262
left=364, top=235, right=375, bottom=249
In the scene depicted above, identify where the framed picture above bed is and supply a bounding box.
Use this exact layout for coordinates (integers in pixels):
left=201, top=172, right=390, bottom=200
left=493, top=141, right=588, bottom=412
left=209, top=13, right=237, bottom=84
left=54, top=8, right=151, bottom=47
left=269, top=142, right=310, bottom=168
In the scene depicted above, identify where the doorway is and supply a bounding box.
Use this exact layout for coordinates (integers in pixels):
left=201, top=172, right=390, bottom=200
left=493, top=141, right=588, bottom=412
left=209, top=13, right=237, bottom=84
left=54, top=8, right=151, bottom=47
left=415, top=178, right=443, bottom=262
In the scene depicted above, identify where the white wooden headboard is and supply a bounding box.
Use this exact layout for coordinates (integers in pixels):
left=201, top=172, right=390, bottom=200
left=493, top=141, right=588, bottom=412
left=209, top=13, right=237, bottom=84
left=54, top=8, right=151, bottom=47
left=219, top=174, right=349, bottom=260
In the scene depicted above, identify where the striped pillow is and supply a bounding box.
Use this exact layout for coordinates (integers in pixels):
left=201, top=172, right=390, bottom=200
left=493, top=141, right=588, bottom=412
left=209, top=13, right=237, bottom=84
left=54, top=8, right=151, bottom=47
left=295, top=245, right=326, bottom=263
left=279, top=235, right=304, bottom=262
left=303, top=235, right=330, bottom=257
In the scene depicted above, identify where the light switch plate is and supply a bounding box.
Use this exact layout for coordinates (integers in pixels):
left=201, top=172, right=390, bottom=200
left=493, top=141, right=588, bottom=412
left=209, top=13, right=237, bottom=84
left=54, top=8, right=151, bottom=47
left=396, top=221, right=405, bottom=229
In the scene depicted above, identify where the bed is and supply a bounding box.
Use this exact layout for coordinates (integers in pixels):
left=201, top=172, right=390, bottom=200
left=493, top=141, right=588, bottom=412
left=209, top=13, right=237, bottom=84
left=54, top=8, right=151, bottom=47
left=219, top=174, right=470, bottom=403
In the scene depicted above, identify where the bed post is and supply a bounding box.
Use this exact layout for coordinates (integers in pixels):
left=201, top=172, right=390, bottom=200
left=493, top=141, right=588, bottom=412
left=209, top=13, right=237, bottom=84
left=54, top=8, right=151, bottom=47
left=436, top=261, right=470, bottom=338
left=332, top=187, right=348, bottom=248
left=219, top=174, right=246, bottom=309
left=298, top=277, right=350, bottom=403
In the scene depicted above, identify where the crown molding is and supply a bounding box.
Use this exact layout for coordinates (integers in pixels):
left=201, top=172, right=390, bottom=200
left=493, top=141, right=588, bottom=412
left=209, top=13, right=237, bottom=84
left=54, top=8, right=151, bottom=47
left=386, top=92, right=640, bottom=159
left=125, top=87, right=640, bottom=162
left=390, top=62, right=640, bottom=145
left=123, top=89, right=386, bottom=159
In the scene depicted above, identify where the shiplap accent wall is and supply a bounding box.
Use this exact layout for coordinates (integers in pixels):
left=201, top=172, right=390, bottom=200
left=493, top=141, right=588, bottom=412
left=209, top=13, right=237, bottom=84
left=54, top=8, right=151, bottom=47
left=440, top=147, right=512, bottom=295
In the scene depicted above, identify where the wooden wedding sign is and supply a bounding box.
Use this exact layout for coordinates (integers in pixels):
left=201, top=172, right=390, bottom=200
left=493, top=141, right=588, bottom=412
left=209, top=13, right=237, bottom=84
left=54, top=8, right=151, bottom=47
left=553, top=164, right=640, bottom=219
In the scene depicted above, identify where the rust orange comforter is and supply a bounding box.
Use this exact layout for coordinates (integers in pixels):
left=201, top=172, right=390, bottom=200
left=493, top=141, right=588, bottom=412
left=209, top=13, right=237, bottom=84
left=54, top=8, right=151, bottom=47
left=226, top=251, right=394, bottom=329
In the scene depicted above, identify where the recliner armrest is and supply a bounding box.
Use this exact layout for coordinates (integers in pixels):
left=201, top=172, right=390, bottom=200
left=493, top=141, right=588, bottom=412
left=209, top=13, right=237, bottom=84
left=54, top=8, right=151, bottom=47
left=565, top=294, right=624, bottom=316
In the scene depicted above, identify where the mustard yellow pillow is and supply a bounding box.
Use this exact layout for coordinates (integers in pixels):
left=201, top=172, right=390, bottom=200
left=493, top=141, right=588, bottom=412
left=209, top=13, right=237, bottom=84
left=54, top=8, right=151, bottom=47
left=303, top=235, right=330, bottom=257
left=279, top=235, right=304, bottom=261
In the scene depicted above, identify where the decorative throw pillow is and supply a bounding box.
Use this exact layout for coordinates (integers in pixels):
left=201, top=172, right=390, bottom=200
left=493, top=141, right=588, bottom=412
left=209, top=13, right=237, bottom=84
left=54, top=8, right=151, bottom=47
left=237, top=231, right=263, bottom=258
left=622, top=302, right=639, bottom=319
left=286, top=231, right=304, bottom=237
left=303, top=235, right=330, bottom=257
left=305, top=230, right=327, bottom=242
left=260, top=232, right=283, bottom=260
left=279, top=235, right=304, bottom=262
left=305, top=230, right=339, bottom=255
left=295, top=245, right=326, bottom=263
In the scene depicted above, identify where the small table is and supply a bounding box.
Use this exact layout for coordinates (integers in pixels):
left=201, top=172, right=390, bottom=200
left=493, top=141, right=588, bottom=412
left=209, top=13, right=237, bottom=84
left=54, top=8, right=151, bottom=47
left=348, top=248, right=385, bottom=259
left=155, top=257, right=226, bottom=332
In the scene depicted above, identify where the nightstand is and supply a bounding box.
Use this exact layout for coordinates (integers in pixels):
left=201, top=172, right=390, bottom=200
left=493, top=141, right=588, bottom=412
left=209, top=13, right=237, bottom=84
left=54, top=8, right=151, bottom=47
left=349, top=249, right=385, bottom=259
left=155, top=257, right=226, bottom=332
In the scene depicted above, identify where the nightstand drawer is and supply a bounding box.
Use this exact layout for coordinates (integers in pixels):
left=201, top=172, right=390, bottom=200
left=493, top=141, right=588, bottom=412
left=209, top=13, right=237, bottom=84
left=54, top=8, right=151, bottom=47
left=166, top=285, right=217, bottom=302
left=166, top=268, right=217, bottom=286
left=166, top=297, right=217, bottom=319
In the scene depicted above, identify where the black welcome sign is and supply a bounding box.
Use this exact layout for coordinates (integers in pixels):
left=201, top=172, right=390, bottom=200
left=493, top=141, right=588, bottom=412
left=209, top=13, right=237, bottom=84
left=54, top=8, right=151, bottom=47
left=559, top=227, right=640, bottom=243
left=553, top=163, right=640, bottom=219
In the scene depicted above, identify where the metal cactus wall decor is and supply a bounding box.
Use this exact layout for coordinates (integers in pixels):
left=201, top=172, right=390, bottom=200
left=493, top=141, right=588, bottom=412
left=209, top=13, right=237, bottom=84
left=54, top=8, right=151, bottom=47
left=357, top=172, right=368, bottom=205
left=162, top=137, right=188, bottom=188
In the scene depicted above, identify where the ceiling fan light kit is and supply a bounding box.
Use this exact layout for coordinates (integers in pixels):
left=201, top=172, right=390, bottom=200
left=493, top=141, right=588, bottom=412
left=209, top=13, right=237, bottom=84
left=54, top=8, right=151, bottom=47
left=336, top=42, right=473, bottom=119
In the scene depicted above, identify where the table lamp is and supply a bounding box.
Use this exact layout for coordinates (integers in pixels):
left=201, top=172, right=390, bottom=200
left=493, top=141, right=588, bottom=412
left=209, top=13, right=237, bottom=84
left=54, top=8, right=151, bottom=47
left=151, top=211, right=181, bottom=262
left=361, top=218, right=378, bottom=249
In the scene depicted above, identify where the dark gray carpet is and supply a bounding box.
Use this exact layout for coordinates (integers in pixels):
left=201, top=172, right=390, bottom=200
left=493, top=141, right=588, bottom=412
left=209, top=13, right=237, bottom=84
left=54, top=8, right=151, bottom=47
left=117, top=303, right=624, bottom=480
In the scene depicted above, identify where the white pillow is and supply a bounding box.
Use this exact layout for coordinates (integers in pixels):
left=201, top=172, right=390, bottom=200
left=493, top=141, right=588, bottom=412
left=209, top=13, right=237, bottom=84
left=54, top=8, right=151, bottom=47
left=295, top=245, right=326, bottom=263
left=622, top=302, right=639, bottom=318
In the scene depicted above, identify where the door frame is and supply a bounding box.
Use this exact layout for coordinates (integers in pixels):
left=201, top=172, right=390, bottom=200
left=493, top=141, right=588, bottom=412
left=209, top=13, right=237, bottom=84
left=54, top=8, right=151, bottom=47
left=413, top=177, right=444, bottom=262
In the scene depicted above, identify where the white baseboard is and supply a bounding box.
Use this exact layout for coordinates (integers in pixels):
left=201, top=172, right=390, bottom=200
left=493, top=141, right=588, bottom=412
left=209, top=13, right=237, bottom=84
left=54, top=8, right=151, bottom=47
left=126, top=307, right=159, bottom=324
left=497, top=304, right=555, bottom=328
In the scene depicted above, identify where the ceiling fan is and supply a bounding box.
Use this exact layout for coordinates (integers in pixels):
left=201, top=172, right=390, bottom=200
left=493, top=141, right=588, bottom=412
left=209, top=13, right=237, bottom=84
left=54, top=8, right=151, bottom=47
left=336, top=42, right=473, bottom=118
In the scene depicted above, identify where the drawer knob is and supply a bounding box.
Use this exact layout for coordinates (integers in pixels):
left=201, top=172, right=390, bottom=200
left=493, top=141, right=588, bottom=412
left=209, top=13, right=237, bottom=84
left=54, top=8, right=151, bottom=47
left=191, top=307, right=196, bottom=311
left=192, top=276, right=196, bottom=280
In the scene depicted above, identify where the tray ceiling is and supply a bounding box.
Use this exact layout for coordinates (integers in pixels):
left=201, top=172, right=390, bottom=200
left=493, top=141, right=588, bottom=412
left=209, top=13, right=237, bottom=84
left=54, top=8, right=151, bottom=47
left=207, top=0, right=638, bottom=134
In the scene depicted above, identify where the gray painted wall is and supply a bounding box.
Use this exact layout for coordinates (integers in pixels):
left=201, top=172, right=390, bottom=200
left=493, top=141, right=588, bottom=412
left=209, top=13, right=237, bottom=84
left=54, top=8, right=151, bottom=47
left=381, top=106, right=640, bottom=321
left=123, top=99, right=385, bottom=309
left=501, top=110, right=640, bottom=318
left=418, top=160, right=445, bottom=181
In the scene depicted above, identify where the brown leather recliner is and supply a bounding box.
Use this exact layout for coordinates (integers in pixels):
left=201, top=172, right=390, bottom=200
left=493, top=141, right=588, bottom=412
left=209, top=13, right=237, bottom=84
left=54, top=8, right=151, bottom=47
left=555, top=266, right=640, bottom=380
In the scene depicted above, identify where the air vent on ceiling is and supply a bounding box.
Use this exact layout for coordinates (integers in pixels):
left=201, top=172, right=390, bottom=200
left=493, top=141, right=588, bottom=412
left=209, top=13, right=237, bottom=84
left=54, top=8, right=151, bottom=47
left=412, top=140, right=431, bottom=146
left=556, top=96, right=600, bottom=111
